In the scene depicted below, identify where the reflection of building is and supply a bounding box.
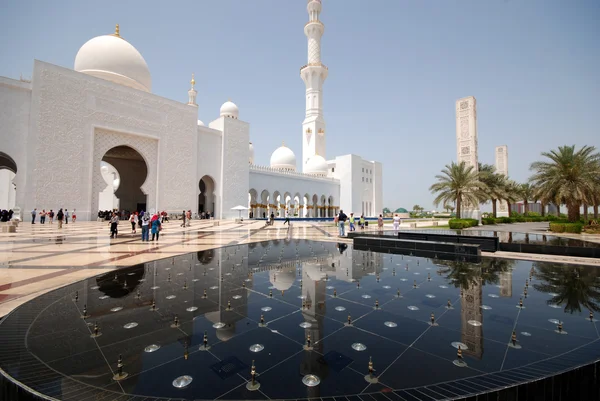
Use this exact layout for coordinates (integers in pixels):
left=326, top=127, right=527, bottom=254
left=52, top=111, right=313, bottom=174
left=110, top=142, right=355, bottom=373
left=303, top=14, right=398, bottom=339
left=499, top=271, right=513, bottom=297
left=455, top=96, right=480, bottom=220
left=461, top=278, right=483, bottom=359
left=510, top=201, right=547, bottom=215
left=495, top=146, right=509, bottom=217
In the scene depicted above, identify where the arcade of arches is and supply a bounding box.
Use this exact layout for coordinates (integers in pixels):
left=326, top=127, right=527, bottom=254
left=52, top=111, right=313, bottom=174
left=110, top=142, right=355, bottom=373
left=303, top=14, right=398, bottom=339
left=0, top=152, right=17, bottom=211
left=248, top=189, right=338, bottom=219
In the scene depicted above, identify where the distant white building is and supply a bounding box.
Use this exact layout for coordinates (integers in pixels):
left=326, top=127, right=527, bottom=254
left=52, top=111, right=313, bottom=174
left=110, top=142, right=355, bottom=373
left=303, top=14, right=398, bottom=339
left=0, top=0, right=382, bottom=220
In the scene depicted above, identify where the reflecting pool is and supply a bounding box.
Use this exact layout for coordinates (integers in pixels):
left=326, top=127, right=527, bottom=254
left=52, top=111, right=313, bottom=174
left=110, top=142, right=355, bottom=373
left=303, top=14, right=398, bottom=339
left=0, top=240, right=599, bottom=400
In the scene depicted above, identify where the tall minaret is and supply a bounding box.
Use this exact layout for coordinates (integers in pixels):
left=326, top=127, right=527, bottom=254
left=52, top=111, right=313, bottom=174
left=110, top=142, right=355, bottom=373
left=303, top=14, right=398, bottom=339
left=301, top=0, right=328, bottom=171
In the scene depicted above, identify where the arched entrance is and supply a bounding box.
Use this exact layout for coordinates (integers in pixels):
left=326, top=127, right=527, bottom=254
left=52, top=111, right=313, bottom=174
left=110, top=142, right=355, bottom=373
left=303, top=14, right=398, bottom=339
left=98, top=146, right=148, bottom=213
left=0, top=152, right=17, bottom=211
left=199, top=175, right=216, bottom=217
left=248, top=188, right=258, bottom=218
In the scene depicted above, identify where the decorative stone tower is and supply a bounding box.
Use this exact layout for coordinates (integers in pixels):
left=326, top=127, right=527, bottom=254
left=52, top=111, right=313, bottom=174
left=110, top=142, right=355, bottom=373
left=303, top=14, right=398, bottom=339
left=188, top=73, right=197, bottom=106
left=301, top=0, right=328, bottom=171
left=495, top=145, right=509, bottom=217
left=456, top=96, right=480, bottom=219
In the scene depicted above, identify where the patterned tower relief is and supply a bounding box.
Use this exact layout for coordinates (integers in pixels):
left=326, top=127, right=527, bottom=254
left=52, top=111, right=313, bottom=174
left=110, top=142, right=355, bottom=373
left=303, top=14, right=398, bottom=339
left=495, top=145, right=509, bottom=217
left=220, top=118, right=250, bottom=219
left=455, top=97, right=480, bottom=219
left=461, top=279, right=484, bottom=359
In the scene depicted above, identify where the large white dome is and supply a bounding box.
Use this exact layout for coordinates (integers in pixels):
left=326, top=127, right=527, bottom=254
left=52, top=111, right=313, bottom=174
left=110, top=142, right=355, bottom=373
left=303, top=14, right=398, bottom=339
left=74, top=26, right=151, bottom=92
left=305, top=154, right=328, bottom=176
left=270, top=144, right=296, bottom=171
left=220, top=100, right=239, bottom=119
left=249, top=142, right=255, bottom=164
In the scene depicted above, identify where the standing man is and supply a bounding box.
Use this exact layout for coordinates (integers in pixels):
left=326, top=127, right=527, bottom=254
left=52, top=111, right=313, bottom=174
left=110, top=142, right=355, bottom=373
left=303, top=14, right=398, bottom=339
left=338, top=209, right=347, bottom=237
left=349, top=213, right=355, bottom=232
left=64, top=209, right=70, bottom=224
left=180, top=210, right=186, bottom=227
left=31, top=208, right=37, bottom=224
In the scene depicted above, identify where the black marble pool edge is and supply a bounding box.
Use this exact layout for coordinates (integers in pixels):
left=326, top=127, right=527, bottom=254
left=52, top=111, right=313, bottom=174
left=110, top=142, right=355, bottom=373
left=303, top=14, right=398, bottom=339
left=347, top=230, right=600, bottom=259
left=0, top=240, right=599, bottom=401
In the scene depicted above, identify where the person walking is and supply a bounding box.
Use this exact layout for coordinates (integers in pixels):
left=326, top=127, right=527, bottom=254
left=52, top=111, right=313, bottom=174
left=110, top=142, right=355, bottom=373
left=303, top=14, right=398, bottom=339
left=186, top=210, right=192, bottom=227
left=359, top=214, right=365, bottom=230
left=283, top=210, right=290, bottom=225
left=40, top=210, right=46, bottom=224
left=141, top=213, right=150, bottom=241
left=338, top=209, right=347, bottom=237
left=180, top=210, right=186, bottom=227
left=31, top=208, right=37, bottom=224
left=57, top=208, right=64, bottom=229
left=64, top=209, right=70, bottom=224
left=49, top=210, right=54, bottom=224
left=377, top=214, right=384, bottom=233
left=72, top=209, right=77, bottom=223
left=393, top=213, right=401, bottom=233
left=349, top=213, right=355, bottom=232
left=130, top=212, right=138, bottom=234
left=151, top=214, right=162, bottom=241
left=109, top=212, right=119, bottom=238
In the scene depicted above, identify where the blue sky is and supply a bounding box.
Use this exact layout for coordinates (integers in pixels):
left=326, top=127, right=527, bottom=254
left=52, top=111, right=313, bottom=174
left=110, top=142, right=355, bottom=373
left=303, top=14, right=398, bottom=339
left=1, top=0, right=598, bottom=210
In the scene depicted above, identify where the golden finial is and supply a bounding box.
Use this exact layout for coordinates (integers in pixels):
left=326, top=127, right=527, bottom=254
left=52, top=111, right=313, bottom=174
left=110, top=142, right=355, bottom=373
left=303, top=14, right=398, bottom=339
left=190, top=73, right=195, bottom=88
left=114, top=24, right=120, bottom=37
left=282, top=141, right=285, bottom=146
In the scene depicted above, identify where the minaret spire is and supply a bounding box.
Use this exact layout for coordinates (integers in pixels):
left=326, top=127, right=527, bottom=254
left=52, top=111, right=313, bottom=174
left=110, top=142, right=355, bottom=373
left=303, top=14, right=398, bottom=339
left=188, top=73, right=197, bottom=106
left=301, top=0, right=328, bottom=172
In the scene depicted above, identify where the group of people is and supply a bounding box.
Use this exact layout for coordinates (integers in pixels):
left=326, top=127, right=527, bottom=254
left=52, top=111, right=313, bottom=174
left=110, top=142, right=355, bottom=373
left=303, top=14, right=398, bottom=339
left=334, top=210, right=386, bottom=237
left=31, top=208, right=75, bottom=228
left=110, top=210, right=162, bottom=241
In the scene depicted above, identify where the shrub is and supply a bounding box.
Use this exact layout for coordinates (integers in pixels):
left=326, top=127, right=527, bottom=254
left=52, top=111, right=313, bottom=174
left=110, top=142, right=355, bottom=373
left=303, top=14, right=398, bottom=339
left=449, top=218, right=479, bottom=229
left=482, top=217, right=495, bottom=225
left=546, top=215, right=558, bottom=221
left=525, top=211, right=541, bottom=217
left=549, top=222, right=583, bottom=234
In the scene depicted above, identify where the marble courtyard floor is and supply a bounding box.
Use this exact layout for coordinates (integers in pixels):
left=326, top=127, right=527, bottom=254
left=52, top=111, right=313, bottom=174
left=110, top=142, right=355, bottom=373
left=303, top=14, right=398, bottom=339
left=1, top=219, right=599, bottom=318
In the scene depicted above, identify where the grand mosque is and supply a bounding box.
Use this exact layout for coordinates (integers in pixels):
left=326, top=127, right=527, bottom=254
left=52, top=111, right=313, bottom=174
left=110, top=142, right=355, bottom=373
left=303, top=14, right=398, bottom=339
left=0, top=0, right=383, bottom=221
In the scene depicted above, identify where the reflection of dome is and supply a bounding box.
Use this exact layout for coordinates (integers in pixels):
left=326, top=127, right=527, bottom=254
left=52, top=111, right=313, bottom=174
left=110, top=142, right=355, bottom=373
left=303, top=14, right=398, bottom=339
left=220, top=100, right=239, bottom=119
left=270, top=144, right=296, bottom=171
left=249, top=142, right=255, bottom=164
left=197, top=120, right=205, bottom=126
left=269, top=270, right=295, bottom=291
left=304, top=154, right=328, bottom=176
left=74, top=25, right=151, bottom=92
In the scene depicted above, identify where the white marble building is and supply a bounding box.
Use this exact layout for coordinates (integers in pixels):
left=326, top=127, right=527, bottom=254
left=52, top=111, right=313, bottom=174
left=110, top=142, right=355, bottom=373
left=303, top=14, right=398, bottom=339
left=0, top=0, right=382, bottom=221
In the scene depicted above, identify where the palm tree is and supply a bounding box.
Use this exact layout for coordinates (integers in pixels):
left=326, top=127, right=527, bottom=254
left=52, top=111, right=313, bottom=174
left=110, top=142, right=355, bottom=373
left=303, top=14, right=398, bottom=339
left=478, top=163, right=507, bottom=218
left=519, top=183, right=535, bottom=215
left=530, top=145, right=600, bottom=222
left=501, top=180, right=521, bottom=217
left=429, top=161, right=486, bottom=219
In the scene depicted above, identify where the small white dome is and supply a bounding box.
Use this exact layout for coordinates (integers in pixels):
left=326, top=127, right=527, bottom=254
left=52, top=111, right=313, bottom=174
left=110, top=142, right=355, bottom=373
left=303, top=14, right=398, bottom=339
left=305, top=154, right=328, bottom=176
left=74, top=27, right=151, bottom=92
left=220, top=100, right=239, bottom=119
left=269, top=270, right=295, bottom=291
left=270, top=144, right=296, bottom=171
left=249, top=142, right=255, bottom=164
left=197, top=120, right=205, bottom=126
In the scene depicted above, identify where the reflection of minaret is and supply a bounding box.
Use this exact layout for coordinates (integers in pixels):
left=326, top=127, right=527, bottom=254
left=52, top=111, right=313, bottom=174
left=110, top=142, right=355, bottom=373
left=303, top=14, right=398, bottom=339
left=499, top=271, right=513, bottom=297
left=301, top=261, right=329, bottom=398
left=461, top=278, right=483, bottom=359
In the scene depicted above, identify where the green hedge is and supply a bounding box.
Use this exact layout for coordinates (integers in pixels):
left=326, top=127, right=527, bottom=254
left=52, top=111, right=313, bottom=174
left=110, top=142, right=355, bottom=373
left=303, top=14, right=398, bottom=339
left=549, top=222, right=583, bottom=234
left=481, top=215, right=559, bottom=224
left=449, top=218, right=479, bottom=229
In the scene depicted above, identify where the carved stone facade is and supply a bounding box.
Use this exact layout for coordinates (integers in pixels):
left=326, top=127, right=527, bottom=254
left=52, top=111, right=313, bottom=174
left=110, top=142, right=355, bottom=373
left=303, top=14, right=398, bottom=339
left=22, top=61, right=197, bottom=220
left=495, top=145, right=509, bottom=217
left=455, top=96, right=480, bottom=219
